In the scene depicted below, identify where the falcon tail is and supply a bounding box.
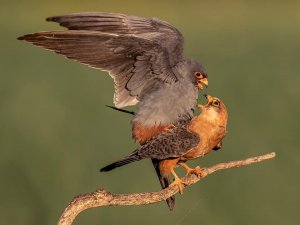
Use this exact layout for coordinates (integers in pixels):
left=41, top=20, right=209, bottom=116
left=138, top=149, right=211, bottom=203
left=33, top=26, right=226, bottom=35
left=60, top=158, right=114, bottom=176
left=152, top=159, right=175, bottom=211
left=100, top=153, right=141, bottom=172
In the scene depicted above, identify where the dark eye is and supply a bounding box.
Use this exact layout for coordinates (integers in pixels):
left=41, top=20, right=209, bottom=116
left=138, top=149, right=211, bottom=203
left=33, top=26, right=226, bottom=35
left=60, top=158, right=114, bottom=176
left=194, top=72, right=203, bottom=78
left=212, top=101, right=220, bottom=107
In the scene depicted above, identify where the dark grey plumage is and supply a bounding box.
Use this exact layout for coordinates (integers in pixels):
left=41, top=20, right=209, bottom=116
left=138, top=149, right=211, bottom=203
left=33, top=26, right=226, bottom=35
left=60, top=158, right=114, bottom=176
left=105, top=105, right=135, bottom=115
left=46, top=12, right=184, bottom=65
left=18, top=12, right=188, bottom=109
left=18, top=30, right=176, bottom=107
left=100, top=126, right=200, bottom=172
left=18, top=12, right=207, bottom=126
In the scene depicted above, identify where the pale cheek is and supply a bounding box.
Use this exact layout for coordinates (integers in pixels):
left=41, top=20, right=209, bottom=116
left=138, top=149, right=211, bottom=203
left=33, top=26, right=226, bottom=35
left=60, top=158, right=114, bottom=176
left=204, top=110, right=219, bottom=123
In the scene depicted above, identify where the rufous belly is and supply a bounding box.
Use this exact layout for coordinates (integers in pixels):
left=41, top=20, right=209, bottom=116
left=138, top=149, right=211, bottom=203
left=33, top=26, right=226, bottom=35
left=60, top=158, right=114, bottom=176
left=132, top=122, right=173, bottom=144
left=182, top=118, right=227, bottom=160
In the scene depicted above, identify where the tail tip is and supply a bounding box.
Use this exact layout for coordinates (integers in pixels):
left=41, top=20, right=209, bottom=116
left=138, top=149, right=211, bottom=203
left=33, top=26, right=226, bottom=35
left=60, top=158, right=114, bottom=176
left=166, top=196, right=175, bottom=211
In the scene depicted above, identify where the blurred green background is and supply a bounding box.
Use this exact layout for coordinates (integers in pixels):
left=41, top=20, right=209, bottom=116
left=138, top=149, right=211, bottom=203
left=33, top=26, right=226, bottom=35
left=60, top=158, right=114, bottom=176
left=1, top=0, right=299, bottom=225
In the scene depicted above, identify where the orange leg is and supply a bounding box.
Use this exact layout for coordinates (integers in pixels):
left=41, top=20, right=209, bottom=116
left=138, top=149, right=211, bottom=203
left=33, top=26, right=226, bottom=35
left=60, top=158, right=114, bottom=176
left=159, top=158, right=187, bottom=194
left=178, top=162, right=202, bottom=176
left=169, top=168, right=187, bottom=194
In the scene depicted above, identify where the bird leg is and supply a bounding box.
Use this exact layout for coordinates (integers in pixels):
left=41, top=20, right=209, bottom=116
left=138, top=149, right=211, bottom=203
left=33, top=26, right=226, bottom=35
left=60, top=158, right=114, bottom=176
left=169, top=168, right=187, bottom=194
left=178, top=162, right=202, bottom=177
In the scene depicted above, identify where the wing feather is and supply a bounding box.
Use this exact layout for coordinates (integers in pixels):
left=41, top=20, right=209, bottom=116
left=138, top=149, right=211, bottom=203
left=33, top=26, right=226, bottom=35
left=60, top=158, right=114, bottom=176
left=18, top=30, right=181, bottom=107
left=137, top=126, right=200, bottom=160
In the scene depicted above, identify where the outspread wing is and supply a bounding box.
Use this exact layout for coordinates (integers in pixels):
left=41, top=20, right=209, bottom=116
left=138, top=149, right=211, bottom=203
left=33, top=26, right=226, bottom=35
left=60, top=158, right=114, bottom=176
left=18, top=12, right=185, bottom=108
left=137, top=126, right=200, bottom=160
left=46, top=12, right=184, bottom=65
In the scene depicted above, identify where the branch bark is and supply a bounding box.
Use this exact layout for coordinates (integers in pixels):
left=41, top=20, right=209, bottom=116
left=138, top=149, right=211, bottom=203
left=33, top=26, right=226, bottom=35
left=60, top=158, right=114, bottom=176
left=57, top=152, right=276, bottom=225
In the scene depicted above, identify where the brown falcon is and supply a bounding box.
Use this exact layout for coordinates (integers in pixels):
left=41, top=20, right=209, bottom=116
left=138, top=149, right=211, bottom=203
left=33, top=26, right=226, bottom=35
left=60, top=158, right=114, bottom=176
left=17, top=12, right=209, bottom=209
left=101, top=95, right=228, bottom=195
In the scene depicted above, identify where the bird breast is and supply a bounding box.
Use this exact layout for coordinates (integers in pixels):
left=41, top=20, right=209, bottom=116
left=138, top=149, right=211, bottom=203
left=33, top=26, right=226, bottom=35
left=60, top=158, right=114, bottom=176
left=182, top=119, right=227, bottom=160
left=133, top=79, right=198, bottom=126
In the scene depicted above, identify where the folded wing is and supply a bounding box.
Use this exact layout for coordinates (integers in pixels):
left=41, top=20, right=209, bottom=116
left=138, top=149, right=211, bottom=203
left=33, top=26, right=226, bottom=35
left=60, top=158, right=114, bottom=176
left=100, top=126, right=200, bottom=172
left=138, top=126, right=200, bottom=159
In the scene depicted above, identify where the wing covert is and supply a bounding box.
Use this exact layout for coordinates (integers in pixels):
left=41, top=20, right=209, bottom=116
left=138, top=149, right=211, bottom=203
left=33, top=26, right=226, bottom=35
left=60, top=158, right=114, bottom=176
left=138, top=126, right=200, bottom=160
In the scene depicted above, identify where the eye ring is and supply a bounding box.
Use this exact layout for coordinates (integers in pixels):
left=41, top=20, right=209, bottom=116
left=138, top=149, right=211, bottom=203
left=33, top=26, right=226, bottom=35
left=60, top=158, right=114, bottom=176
left=194, top=72, right=203, bottom=78
left=212, top=100, right=220, bottom=107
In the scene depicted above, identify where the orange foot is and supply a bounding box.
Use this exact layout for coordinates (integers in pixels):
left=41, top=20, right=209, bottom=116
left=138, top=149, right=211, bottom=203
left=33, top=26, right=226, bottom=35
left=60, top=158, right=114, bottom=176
left=179, top=163, right=202, bottom=177
left=169, top=169, right=187, bottom=194
left=169, top=176, right=187, bottom=194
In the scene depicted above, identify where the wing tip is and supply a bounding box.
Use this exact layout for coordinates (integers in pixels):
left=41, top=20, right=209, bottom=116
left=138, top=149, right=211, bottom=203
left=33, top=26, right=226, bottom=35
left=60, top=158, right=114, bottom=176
left=17, top=33, right=38, bottom=42
left=17, top=35, right=25, bottom=41
left=17, top=34, right=34, bottom=41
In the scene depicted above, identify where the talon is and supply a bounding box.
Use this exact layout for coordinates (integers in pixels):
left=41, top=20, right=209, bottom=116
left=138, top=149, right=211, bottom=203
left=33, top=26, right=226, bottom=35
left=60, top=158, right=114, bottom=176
left=191, top=166, right=202, bottom=176
left=170, top=169, right=187, bottom=194
left=169, top=177, right=187, bottom=194
left=179, top=163, right=202, bottom=177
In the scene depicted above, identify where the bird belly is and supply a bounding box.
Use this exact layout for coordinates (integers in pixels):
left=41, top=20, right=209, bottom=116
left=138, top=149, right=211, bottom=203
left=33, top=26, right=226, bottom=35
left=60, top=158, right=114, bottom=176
left=183, top=120, right=226, bottom=160
left=132, top=122, right=173, bottom=144
left=182, top=134, right=222, bottom=160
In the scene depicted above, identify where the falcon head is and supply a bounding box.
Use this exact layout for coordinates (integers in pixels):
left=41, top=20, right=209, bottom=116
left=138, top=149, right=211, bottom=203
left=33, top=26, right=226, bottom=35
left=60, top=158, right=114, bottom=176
left=194, top=71, right=208, bottom=90
left=197, top=95, right=228, bottom=126
left=182, top=59, right=208, bottom=90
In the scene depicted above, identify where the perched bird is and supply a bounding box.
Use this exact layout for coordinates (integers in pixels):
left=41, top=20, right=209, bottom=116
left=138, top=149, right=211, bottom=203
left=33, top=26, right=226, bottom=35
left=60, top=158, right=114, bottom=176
left=18, top=12, right=209, bottom=210
left=101, top=95, right=228, bottom=195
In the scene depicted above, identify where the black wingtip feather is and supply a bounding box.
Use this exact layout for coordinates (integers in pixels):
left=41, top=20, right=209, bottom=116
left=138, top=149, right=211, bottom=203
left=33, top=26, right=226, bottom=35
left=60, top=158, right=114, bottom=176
left=46, top=16, right=57, bottom=22
left=17, top=35, right=25, bottom=40
left=100, top=155, right=140, bottom=172
left=105, top=105, right=135, bottom=115
left=17, top=34, right=35, bottom=41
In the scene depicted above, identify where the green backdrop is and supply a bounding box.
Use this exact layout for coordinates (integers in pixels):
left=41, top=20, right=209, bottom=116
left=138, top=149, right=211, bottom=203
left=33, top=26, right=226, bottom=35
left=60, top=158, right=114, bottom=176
left=1, top=1, right=299, bottom=225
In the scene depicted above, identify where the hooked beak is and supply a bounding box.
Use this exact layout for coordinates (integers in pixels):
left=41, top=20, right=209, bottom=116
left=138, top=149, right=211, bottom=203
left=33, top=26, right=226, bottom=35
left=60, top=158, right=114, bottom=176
left=205, top=94, right=214, bottom=103
left=197, top=94, right=213, bottom=109
left=197, top=77, right=208, bottom=90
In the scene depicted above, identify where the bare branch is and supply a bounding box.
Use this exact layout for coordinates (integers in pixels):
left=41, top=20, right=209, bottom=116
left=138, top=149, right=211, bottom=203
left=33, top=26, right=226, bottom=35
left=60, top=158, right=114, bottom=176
left=57, top=152, right=276, bottom=225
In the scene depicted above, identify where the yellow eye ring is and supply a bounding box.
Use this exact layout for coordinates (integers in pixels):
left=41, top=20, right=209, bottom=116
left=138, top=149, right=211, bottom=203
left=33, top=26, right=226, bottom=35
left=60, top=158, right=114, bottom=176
left=212, top=100, right=220, bottom=107
left=194, top=72, right=203, bottom=79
